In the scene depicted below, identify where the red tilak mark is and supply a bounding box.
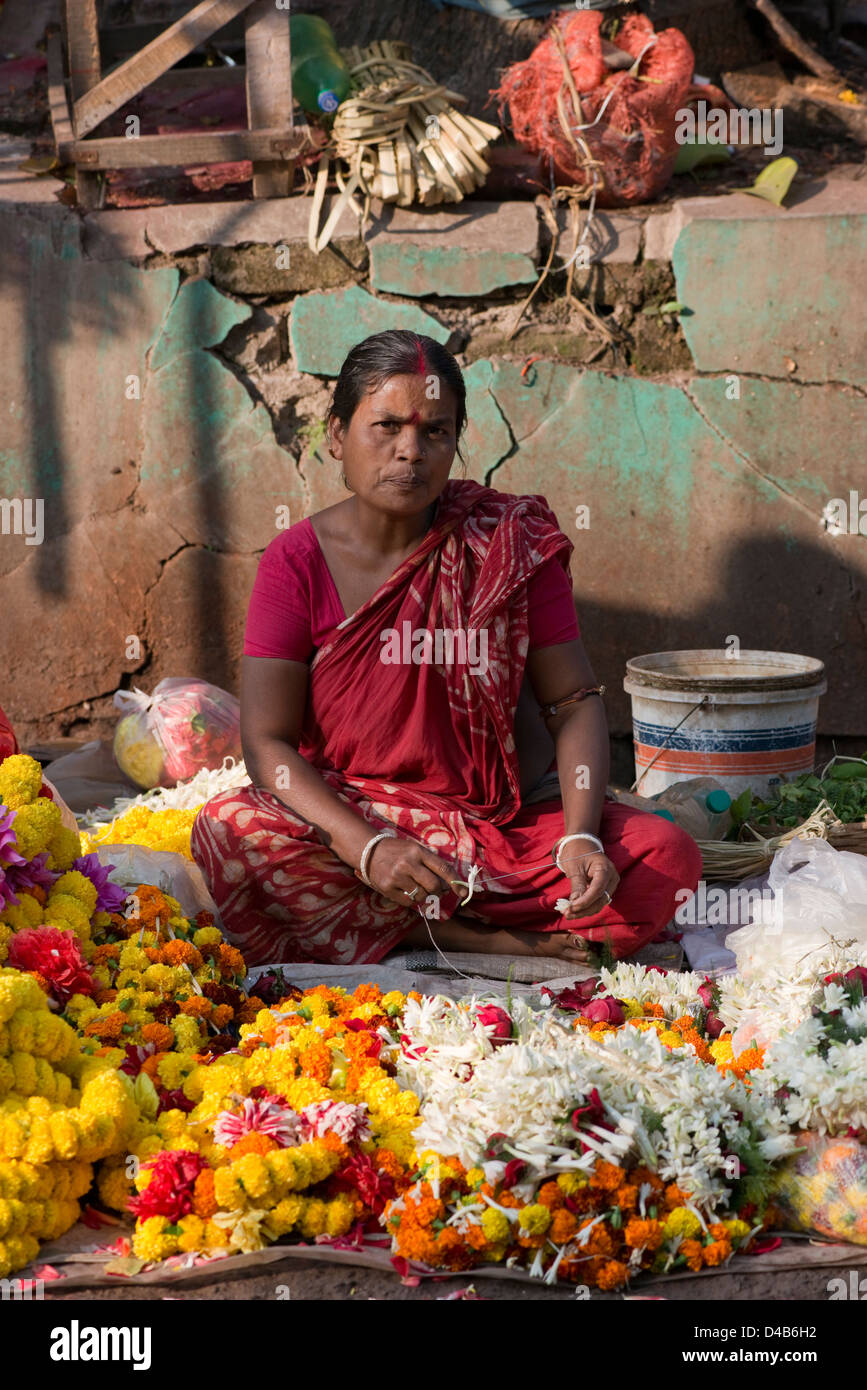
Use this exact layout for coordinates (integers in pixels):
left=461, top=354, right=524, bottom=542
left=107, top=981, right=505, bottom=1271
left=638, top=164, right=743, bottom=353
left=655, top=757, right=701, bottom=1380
left=408, top=409, right=421, bottom=424
left=521, top=355, right=544, bottom=378
left=413, top=339, right=427, bottom=375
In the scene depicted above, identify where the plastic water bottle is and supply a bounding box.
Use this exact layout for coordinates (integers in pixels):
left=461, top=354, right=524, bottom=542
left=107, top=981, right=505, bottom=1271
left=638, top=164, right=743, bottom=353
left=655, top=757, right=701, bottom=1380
left=290, top=15, right=351, bottom=116
left=652, top=778, right=733, bottom=840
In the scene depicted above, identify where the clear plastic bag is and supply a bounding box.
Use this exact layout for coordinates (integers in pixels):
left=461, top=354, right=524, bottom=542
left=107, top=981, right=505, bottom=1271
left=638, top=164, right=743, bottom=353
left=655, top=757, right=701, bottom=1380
left=725, top=837, right=867, bottom=980
left=96, top=844, right=221, bottom=923
left=113, top=678, right=241, bottom=790
left=773, top=1133, right=867, bottom=1245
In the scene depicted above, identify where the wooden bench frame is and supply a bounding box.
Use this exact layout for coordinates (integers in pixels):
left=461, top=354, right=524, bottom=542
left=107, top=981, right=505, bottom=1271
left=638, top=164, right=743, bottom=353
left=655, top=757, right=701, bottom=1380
left=48, top=0, right=316, bottom=207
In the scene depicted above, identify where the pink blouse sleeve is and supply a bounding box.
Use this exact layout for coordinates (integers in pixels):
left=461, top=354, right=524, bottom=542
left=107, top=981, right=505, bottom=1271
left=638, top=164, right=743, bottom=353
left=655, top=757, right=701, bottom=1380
left=243, top=535, right=314, bottom=662
left=526, top=556, right=580, bottom=650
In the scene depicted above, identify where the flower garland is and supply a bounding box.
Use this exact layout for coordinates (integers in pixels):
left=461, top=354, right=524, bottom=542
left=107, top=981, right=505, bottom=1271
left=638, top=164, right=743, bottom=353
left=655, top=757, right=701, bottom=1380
left=385, top=991, right=794, bottom=1286
left=80, top=807, right=200, bottom=861
left=110, top=983, right=421, bottom=1262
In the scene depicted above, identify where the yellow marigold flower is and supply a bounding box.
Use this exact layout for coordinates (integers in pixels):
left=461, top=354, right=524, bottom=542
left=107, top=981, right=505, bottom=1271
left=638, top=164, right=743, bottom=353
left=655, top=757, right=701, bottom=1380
left=10, top=800, right=61, bottom=861
left=722, top=1218, right=752, bottom=1244
left=214, top=1166, right=245, bottom=1210
left=657, top=1030, right=684, bottom=1050
left=1, top=895, right=43, bottom=932
left=481, top=1208, right=512, bottom=1243
left=97, top=1162, right=133, bottom=1213
left=325, top=1194, right=356, bottom=1237
left=556, top=1172, right=588, bottom=1195
left=517, top=1203, right=551, bottom=1235
left=663, top=1207, right=702, bottom=1241
left=265, top=1195, right=306, bottom=1237
left=203, top=1219, right=231, bottom=1249
left=46, top=825, right=83, bottom=873
left=0, top=1232, right=39, bottom=1279
left=299, top=1197, right=329, bottom=1239
left=133, top=1216, right=180, bottom=1263
left=465, top=1167, right=485, bottom=1189
left=621, top=998, right=643, bottom=1019
left=171, top=1016, right=203, bottom=1052
left=51, top=871, right=98, bottom=917
left=0, top=755, right=44, bottom=809
left=0, top=971, right=48, bottom=1022
left=43, top=895, right=90, bottom=938
left=177, top=1214, right=206, bottom=1253
left=193, top=926, right=222, bottom=949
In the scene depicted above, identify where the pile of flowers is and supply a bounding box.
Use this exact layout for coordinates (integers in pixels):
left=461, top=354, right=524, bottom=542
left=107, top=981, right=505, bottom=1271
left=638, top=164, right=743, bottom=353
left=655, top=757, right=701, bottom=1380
left=109, top=984, right=421, bottom=1262
left=80, top=807, right=200, bottom=860
left=383, top=992, right=792, bottom=1287
left=0, top=969, right=139, bottom=1277
left=547, top=964, right=767, bottom=1083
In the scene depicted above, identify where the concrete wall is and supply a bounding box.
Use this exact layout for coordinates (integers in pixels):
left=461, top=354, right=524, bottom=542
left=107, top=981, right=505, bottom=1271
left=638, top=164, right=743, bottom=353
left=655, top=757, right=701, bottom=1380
left=1, top=147, right=865, bottom=752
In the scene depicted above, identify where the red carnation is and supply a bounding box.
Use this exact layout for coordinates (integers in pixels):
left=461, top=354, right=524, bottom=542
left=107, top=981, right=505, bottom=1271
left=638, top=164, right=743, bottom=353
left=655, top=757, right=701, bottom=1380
left=8, top=926, right=95, bottom=1004
left=334, top=1153, right=396, bottom=1217
left=127, top=1149, right=208, bottom=1222
left=475, top=1005, right=513, bottom=1042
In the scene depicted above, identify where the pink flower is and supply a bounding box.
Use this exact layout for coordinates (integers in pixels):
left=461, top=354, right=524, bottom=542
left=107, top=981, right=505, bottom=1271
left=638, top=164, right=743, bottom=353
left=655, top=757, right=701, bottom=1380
left=475, top=1005, right=513, bottom=1042
left=580, top=996, right=624, bottom=1025
left=212, top=1096, right=299, bottom=1149
left=298, top=1101, right=372, bottom=1144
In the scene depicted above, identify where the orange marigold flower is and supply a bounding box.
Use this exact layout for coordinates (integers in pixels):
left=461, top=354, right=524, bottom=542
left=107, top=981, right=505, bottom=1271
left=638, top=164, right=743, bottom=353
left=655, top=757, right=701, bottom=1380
left=162, top=939, right=203, bottom=970
left=624, top=1217, right=663, bottom=1251
left=596, top=1259, right=629, bottom=1291
left=664, top=1183, right=691, bottom=1210
left=672, top=1015, right=696, bottom=1031
left=92, top=944, right=120, bottom=965
left=211, top=1004, right=234, bottom=1028
left=93, top=989, right=119, bottom=1006
left=179, top=997, right=213, bottom=1020
left=217, top=944, right=246, bottom=978
left=537, top=1181, right=565, bottom=1211
left=319, top=1132, right=349, bottom=1156
left=593, top=1161, right=625, bottom=1191
left=140, top=1022, right=175, bottom=1050
left=28, top=885, right=48, bottom=907
left=550, top=1210, right=578, bottom=1244
left=680, top=1239, right=704, bottom=1272
left=231, top=1133, right=279, bottom=1157
left=140, top=1052, right=168, bottom=1079
left=614, top=1184, right=638, bottom=1211
left=299, top=1041, right=332, bottom=1085
left=236, top=997, right=266, bottom=1026
left=83, top=1011, right=126, bottom=1041
left=702, top=1239, right=732, bottom=1267
left=631, top=1166, right=664, bottom=1195
left=192, top=1168, right=218, bottom=1219
left=643, top=1002, right=665, bottom=1018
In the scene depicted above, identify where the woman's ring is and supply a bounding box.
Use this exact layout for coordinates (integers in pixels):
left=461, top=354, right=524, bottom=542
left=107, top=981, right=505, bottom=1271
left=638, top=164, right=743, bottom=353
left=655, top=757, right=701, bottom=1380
left=405, top=886, right=421, bottom=901
left=603, top=890, right=612, bottom=905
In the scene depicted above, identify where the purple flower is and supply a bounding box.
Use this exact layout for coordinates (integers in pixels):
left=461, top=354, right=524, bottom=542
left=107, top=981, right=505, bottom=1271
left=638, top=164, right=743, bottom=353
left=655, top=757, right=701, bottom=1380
left=0, top=805, right=27, bottom=910
left=72, top=853, right=128, bottom=912
left=8, top=851, right=58, bottom=893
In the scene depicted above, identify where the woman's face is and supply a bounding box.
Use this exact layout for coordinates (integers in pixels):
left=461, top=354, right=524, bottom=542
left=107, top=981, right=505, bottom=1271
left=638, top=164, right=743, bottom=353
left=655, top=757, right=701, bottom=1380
left=329, top=373, right=459, bottom=516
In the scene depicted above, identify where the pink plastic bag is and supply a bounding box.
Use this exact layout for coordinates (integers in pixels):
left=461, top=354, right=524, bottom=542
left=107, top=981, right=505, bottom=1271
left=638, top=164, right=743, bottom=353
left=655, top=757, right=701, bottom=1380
left=113, top=678, right=241, bottom=790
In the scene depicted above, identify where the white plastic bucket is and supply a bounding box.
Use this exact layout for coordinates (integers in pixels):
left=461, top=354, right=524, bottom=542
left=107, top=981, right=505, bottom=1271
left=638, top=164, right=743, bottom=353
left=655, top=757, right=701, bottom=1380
left=623, top=650, right=827, bottom=799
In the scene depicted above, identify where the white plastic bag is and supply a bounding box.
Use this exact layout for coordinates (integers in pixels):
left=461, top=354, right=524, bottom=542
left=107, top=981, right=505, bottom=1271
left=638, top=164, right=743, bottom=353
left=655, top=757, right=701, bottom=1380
left=96, top=844, right=221, bottom=924
left=726, top=837, right=867, bottom=980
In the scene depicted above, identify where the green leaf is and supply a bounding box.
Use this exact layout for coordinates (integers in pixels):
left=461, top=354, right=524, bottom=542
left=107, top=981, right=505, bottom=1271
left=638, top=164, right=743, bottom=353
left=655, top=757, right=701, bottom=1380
left=729, top=788, right=753, bottom=827
left=674, top=139, right=731, bottom=175
left=190, top=712, right=208, bottom=734
left=738, top=156, right=798, bottom=207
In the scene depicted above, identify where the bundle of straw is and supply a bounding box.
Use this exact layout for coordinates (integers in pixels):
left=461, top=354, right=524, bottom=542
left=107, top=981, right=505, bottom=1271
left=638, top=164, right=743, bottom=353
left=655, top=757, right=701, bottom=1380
left=307, top=40, right=501, bottom=252
left=697, top=799, right=867, bottom=882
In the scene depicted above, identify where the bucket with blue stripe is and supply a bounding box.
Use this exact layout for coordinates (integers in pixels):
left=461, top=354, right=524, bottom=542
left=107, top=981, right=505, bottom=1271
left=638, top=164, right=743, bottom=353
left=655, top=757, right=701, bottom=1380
left=623, top=650, right=827, bottom=799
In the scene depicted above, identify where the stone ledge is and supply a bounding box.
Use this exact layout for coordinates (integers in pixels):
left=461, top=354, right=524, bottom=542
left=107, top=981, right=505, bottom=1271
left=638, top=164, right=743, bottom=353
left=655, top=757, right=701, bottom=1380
left=366, top=200, right=538, bottom=297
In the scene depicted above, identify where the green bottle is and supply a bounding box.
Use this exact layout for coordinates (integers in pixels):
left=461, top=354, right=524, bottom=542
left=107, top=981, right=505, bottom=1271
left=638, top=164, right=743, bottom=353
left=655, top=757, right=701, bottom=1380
left=290, top=15, right=351, bottom=116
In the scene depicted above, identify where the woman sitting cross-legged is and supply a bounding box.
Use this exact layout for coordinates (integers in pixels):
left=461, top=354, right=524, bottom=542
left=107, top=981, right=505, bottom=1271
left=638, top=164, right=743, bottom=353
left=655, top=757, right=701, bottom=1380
left=191, top=330, right=701, bottom=967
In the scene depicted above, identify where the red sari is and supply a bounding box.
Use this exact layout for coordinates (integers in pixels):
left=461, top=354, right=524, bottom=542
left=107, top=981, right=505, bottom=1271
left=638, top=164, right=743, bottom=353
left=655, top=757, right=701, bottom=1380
left=191, top=479, right=701, bottom=965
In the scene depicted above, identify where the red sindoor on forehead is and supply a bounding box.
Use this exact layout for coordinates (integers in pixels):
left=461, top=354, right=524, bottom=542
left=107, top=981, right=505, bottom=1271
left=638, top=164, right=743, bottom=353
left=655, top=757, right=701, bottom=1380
left=413, top=339, right=428, bottom=375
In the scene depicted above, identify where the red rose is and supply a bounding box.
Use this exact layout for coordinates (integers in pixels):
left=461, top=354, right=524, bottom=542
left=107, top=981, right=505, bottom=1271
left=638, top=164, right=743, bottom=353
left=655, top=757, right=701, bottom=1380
left=542, top=978, right=598, bottom=1011
left=475, top=1005, right=513, bottom=1042
left=844, top=967, right=867, bottom=993
left=580, top=996, right=624, bottom=1025
left=705, top=1010, right=725, bottom=1039
left=697, top=980, right=715, bottom=1009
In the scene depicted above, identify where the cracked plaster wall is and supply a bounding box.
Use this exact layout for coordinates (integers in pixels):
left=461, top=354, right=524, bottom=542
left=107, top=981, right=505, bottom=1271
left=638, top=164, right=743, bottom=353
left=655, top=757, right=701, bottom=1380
left=1, top=198, right=865, bottom=746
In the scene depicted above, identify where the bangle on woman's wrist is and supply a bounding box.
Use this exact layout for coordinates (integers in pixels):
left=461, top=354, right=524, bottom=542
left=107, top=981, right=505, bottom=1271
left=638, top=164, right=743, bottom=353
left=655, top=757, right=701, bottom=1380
left=356, top=830, right=396, bottom=887
left=552, top=832, right=604, bottom=872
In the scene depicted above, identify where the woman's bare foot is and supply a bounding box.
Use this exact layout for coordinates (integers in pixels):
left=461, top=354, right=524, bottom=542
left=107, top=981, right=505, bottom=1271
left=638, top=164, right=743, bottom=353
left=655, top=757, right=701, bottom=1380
left=403, top=912, right=595, bottom=966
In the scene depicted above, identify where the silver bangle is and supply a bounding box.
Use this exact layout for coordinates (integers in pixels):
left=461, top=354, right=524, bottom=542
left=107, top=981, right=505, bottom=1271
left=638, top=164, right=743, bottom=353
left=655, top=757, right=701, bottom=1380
left=553, top=832, right=604, bottom=872
left=358, top=830, right=396, bottom=887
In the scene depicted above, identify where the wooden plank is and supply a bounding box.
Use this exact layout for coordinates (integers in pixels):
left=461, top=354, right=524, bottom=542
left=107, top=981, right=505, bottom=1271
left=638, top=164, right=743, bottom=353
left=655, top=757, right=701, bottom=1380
left=244, top=0, right=293, bottom=198
left=73, top=0, right=258, bottom=138
left=65, top=0, right=103, bottom=207
left=46, top=32, right=75, bottom=147
left=57, top=127, right=312, bottom=169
